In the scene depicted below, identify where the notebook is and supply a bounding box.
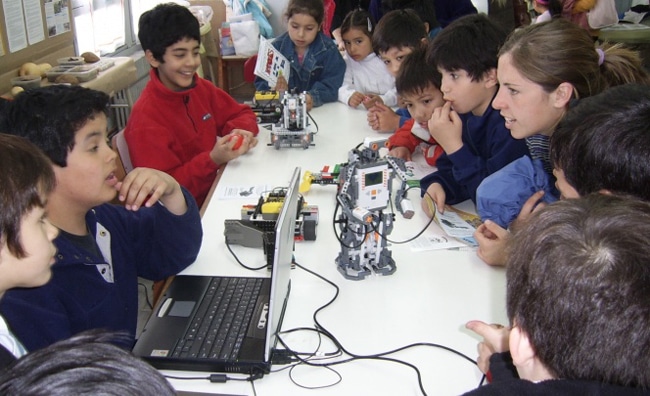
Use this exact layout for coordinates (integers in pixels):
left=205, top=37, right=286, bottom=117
left=132, top=167, right=300, bottom=375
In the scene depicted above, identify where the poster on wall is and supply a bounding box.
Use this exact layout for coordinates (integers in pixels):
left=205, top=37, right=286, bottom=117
left=2, top=0, right=28, bottom=53
left=44, top=0, right=71, bottom=38
left=23, top=0, right=45, bottom=45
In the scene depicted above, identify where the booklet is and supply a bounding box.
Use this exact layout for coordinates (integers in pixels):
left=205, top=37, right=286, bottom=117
left=254, top=37, right=291, bottom=87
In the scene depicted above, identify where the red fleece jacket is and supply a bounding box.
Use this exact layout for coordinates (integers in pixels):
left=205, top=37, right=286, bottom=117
left=125, top=69, right=258, bottom=207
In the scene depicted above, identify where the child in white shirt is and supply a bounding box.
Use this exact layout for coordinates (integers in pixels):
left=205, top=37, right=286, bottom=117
left=338, top=9, right=397, bottom=109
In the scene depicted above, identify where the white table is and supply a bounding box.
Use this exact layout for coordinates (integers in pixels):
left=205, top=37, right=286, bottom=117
left=164, top=103, right=507, bottom=396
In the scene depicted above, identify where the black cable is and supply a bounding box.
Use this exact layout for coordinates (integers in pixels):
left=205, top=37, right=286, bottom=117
left=307, top=111, right=319, bottom=133
left=287, top=260, right=480, bottom=396
left=225, top=240, right=267, bottom=271
left=137, top=282, right=153, bottom=309
left=371, top=188, right=438, bottom=244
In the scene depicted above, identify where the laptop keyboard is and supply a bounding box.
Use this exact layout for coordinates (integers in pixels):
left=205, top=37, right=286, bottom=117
left=172, top=277, right=264, bottom=360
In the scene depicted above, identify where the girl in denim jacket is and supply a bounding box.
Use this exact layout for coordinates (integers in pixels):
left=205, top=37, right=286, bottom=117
left=254, top=0, right=345, bottom=110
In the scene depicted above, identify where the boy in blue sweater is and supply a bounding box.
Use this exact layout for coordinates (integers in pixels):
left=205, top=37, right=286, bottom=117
left=0, top=85, right=202, bottom=351
left=420, top=14, right=528, bottom=215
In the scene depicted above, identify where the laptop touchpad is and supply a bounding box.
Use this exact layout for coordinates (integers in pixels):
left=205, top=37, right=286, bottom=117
left=168, top=301, right=195, bottom=317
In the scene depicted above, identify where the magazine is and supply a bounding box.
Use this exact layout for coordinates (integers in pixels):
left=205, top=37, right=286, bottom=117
left=254, top=37, right=291, bottom=87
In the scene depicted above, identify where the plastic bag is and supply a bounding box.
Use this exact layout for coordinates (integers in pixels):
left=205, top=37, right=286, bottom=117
left=588, top=0, right=619, bottom=29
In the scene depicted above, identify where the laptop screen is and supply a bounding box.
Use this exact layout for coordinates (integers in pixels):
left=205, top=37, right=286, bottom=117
left=264, top=167, right=300, bottom=362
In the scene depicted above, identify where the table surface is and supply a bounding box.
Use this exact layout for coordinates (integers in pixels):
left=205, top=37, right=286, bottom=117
left=164, top=103, right=507, bottom=396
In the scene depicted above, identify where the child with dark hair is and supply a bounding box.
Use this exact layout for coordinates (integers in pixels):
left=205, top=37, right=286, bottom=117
left=372, top=0, right=440, bottom=38
left=0, top=330, right=176, bottom=395
left=0, top=134, right=58, bottom=368
left=0, top=85, right=202, bottom=352
left=420, top=14, right=528, bottom=214
left=338, top=9, right=397, bottom=109
left=386, top=48, right=444, bottom=166
left=125, top=3, right=258, bottom=208
left=367, top=9, right=428, bottom=132
left=465, top=194, right=650, bottom=394
left=254, top=0, right=345, bottom=110
left=550, top=83, right=650, bottom=201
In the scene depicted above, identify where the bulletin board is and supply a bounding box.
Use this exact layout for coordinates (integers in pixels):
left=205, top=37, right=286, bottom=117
left=0, top=0, right=75, bottom=95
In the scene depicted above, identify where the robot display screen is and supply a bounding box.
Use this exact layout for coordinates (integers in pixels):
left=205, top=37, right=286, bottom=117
left=364, top=171, right=384, bottom=186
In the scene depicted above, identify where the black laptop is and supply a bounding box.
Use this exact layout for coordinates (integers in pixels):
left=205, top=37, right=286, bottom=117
left=132, top=167, right=300, bottom=375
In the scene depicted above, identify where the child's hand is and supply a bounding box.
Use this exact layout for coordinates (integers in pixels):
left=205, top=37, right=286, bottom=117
left=510, top=190, right=546, bottom=232
left=465, top=320, right=511, bottom=375
left=230, top=129, right=259, bottom=150
left=428, top=101, right=463, bottom=154
left=348, top=92, right=365, bottom=108
left=422, top=183, right=446, bottom=216
left=209, top=132, right=253, bottom=166
left=274, top=75, right=288, bottom=92
left=388, top=146, right=411, bottom=161
left=367, top=103, right=399, bottom=132
left=117, top=168, right=187, bottom=215
left=305, top=93, right=313, bottom=112
left=362, top=94, right=382, bottom=110
left=474, top=220, right=510, bottom=266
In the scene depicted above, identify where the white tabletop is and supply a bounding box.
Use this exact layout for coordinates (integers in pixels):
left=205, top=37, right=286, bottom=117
left=165, top=103, right=507, bottom=396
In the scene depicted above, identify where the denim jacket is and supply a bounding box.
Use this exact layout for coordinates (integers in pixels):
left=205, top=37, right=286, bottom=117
left=255, top=31, right=345, bottom=107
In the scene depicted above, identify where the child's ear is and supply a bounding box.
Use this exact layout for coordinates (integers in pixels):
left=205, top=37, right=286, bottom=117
left=552, top=82, right=575, bottom=109
left=144, top=50, right=160, bottom=68
left=483, top=68, right=498, bottom=89
left=510, top=324, right=543, bottom=382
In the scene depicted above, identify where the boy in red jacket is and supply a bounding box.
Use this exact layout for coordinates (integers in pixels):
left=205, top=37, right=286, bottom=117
left=125, top=3, right=259, bottom=207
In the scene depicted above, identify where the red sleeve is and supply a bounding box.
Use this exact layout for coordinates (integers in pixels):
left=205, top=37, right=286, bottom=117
left=388, top=119, right=420, bottom=153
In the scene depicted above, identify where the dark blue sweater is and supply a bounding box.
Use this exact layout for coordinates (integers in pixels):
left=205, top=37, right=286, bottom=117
left=419, top=103, right=529, bottom=205
left=0, top=188, right=202, bottom=351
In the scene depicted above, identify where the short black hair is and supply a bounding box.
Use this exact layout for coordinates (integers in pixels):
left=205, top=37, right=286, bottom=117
left=372, top=9, right=427, bottom=55
left=426, top=14, right=507, bottom=81
left=507, top=194, right=650, bottom=387
left=0, top=330, right=176, bottom=395
left=138, top=3, right=201, bottom=63
left=1, top=85, right=109, bottom=167
left=395, top=47, right=441, bottom=95
left=551, top=83, right=650, bottom=201
left=380, top=0, right=439, bottom=32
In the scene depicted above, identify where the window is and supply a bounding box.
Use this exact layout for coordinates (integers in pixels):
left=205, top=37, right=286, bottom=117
left=71, top=0, right=167, bottom=56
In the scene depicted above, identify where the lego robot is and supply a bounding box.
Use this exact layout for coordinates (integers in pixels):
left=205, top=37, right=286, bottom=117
left=270, top=91, right=315, bottom=149
left=250, top=91, right=283, bottom=124
left=333, top=139, right=412, bottom=280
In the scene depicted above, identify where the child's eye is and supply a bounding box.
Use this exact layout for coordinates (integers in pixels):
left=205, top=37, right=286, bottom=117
left=396, top=56, right=404, bottom=62
left=508, top=88, right=519, bottom=95
left=423, top=99, right=431, bottom=104
left=383, top=60, right=390, bottom=65
left=450, top=73, right=458, bottom=79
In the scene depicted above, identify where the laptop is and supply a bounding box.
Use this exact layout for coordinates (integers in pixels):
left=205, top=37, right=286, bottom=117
left=133, top=167, right=300, bottom=375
